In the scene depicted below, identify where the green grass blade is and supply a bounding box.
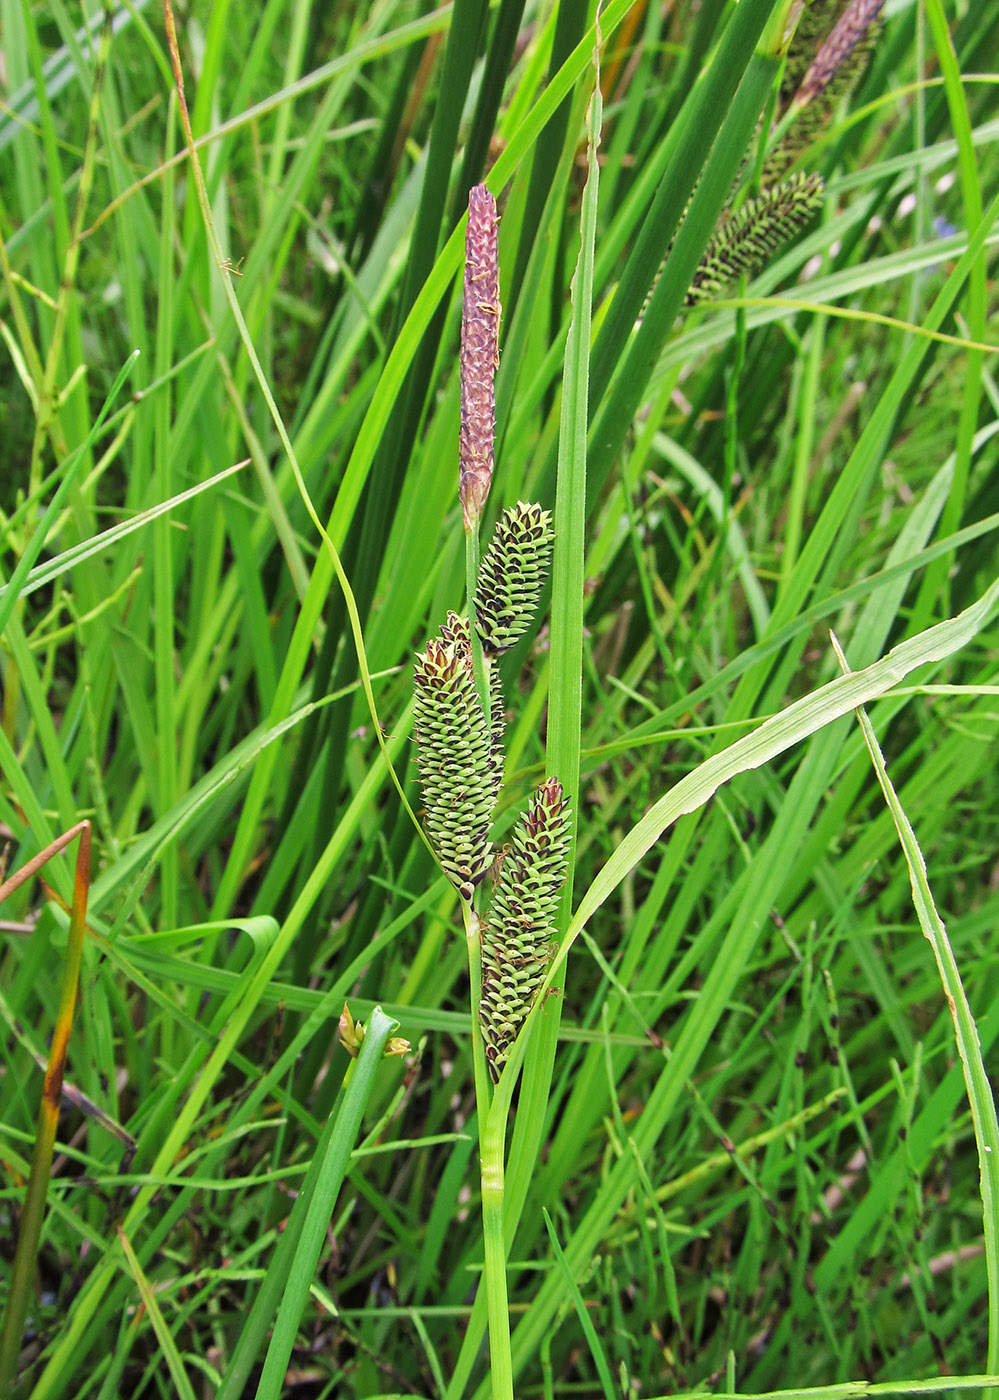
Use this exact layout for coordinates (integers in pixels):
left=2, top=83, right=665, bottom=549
left=831, top=633, right=999, bottom=1374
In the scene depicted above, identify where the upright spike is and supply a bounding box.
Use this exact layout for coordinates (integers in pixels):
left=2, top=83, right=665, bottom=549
left=412, top=632, right=498, bottom=898
left=460, top=185, right=500, bottom=531
left=479, top=779, right=572, bottom=1080
left=474, top=502, right=555, bottom=656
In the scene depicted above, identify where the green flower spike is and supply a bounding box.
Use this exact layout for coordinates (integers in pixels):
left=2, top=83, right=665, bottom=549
left=474, top=502, right=555, bottom=656
left=440, top=611, right=505, bottom=790
left=479, top=777, right=572, bottom=1081
left=687, top=173, right=824, bottom=306
left=413, top=627, right=499, bottom=900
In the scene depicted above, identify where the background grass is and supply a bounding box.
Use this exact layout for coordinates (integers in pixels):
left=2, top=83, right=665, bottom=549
left=1, top=1, right=998, bottom=1397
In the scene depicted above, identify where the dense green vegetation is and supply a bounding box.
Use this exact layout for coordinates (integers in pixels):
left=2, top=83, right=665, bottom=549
left=1, top=1, right=997, bottom=1397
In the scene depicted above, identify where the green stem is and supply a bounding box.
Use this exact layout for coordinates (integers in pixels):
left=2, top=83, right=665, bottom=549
left=479, top=1089, right=515, bottom=1400
left=460, top=897, right=513, bottom=1400
left=461, top=897, right=493, bottom=1120
left=464, top=519, right=490, bottom=718
left=463, top=490, right=512, bottom=1399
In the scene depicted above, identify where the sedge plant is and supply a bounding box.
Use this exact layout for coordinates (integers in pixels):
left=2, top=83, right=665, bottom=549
left=410, top=184, right=571, bottom=1398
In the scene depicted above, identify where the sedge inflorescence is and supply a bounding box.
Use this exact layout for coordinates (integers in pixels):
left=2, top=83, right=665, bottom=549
left=412, top=632, right=498, bottom=901
left=412, top=593, right=570, bottom=1078
left=459, top=185, right=500, bottom=530
left=410, top=183, right=572, bottom=1083
left=474, top=502, right=555, bottom=656
left=479, top=778, right=572, bottom=1081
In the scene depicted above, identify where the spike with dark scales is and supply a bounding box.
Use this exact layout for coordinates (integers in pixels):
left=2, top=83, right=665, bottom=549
left=687, top=173, right=825, bottom=305
left=479, top=778, right=572, bottom=1080
left=412, top=628, right=500, bottom=899
left=473, top=502, right=554, bottom=656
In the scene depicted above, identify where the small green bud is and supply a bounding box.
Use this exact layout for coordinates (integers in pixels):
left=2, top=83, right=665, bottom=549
left=474, top=502, right=554, bottom=656
left=479, top=777, right=572, bottom=1080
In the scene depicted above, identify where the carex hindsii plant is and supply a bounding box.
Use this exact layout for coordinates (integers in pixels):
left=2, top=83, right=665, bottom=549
left=412, top=186, right=571, bottom=1084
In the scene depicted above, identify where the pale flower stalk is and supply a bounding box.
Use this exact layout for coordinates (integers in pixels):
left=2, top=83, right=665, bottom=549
left=459, top=184, right=499, bottom=531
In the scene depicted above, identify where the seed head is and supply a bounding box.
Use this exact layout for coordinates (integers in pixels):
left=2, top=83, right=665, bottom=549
left=687, top=173, right=825, bottom=305
left=439, top=610, right=506, bottom=790
left=794, top=0, right=885, bottom=108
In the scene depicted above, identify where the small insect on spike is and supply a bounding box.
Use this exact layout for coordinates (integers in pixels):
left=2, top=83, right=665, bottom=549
left=459, top=185, right=500, bottom=531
